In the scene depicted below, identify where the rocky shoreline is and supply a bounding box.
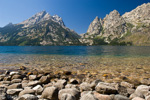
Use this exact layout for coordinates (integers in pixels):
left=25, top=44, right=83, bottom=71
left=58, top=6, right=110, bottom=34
left=0, top=66, right=149, bottom=100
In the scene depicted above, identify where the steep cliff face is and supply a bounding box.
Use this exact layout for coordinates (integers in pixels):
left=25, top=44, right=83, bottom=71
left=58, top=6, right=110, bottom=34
left=87, top=16, right=103, bottom=35
left=81, top=3, right=150, bottom=46
left=79, top=17, right=103, bottom=45
left=103, top=10, right=127, bottom=40
left=0, top=11, right=81, bottom=46
left=122, top=3, right=150, bottom=26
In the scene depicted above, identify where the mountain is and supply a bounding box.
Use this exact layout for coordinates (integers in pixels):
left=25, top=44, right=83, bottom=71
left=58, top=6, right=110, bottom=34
left=0, top=11, right=81, bottom=46
left=80, top=3, right=150, bottom=46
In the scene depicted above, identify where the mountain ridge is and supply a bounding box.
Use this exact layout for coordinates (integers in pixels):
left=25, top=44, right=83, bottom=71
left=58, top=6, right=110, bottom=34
left=80, top=3, right=150, bottom=46
left=0, top=11, right=81, bottom=46
left=0, top=3, right=150, bottom=46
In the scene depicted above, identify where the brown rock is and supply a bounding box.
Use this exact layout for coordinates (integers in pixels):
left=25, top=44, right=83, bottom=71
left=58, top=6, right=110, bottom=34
left=80, top=93, right=98, bottom=100
left=95, top=82, right=118, bottom=94
left=58, top=88, right=80, bottom=100
left=39, top=76, right=50, bottom=84
left=94, top=92, right=113, bottom=100
left=32, top=85, right=43, bottom=95
left=61, top=93, right=76, bottom=100
left=132, top=97, right=145, bottom=100
left=114, top=95, right=129, bottom=100
left=70, top=79, right=79, bottom=84
left=19, top=88, right=35, bottom=97
left=11, top=79, right=22, bottom=84
left=3, top=77, right=11, bottom=81
left=41, top=86, right=59, bottom=100
left=28, top=81, right=40, bottom=87
left=63, top=71, right=72, bottom=75
left=20, top=66, right=26, bottom=70
left=80, top=82, right=92, bottom=92
left=18, top=94, right=38, bottom=100
left=54, top=79, right=67, bottom=90
left=11, top=75, right=23, bottom=80
left=7, top=89, right=23, bottom=95
left=7, top=83, right=22, bottom=89
left=121, top=82, right=134, bottom=88
left=29, top=75, right=37, bottom=80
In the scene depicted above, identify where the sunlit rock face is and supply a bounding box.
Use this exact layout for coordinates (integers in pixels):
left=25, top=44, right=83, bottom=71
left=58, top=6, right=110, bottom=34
left=81, top=3, right=150, bottom=46
left=0, top=11, right=81, bottom=46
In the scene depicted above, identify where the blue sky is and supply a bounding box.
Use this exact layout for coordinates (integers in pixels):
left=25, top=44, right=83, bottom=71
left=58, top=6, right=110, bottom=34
left=0, top=0, right=149, bottom=34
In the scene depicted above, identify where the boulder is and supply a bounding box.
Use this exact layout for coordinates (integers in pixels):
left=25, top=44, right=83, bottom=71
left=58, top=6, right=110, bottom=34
left=11, top=79, right=22, bottom=84
left=63, top=71, right=72, bottom=75
left=80, top=82, right=92, bottom=92
left=28, top=81, right=40, bottom=87
left=114, top=95, right=129, bottom=100
left=3, top=77, right=11, bottom=81
left=58, top=88, right=80, bottom=100
left=70, top=79, right=79, bottom=84
left=18, top=94, right=38, bottom=100
left=41, top=86, right=59, bottom=100
left=121, top=82, right=134, bottom=88
left=90, top=79, right=102, bottom=89
left=61, top=93, right=76, bottom=100
left=39, top=76, right=50, bottom=84
left=81, top=91, right=93, bottom=97
left=10, top=72, right=19, bottom=76
left=93, top=92, right=113, bottom=100
left=2, top=81, right=11, bottom=85
left=22, top=80, right=29, bottom=88
left=54, top=79, right=67, bottom=90
left=130, top=85, right=150, bottom=99
left=146, top=95, right=150, bottom=100
left=32, top=85, right=43, bottom=95
left=132, top=97, right=145, bottom=100
left=29, top=75, right=37, bottom=80
left=65, top=84, right=79, bottom=90
left=80, top=93, right=98, bottom=100
left=95, top=82, right=117, bottom=94
left=117, top=85, right=128, bottom=97
left=19, top=88, right=35, bottom=97
left=11, top=75, right=23, bottom=80
left=140, top=79, right=150, bottom=85
left=7, top=89, right=23, bottom=95
left=19, top=66, right=27, bottom=70
left=0, top=87, right=7, bottom=100
left=7, top=83, right=22, bottom=89
left=127, top=88, right=135, bottom=95
left=0, top=93, right=7, bottom=100
left=0, top=75, right=5, bottom=81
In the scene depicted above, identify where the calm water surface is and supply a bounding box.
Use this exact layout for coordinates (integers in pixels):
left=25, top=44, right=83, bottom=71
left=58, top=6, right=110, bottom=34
left=0, top=46, right=150, bottom=57
left=0, top=46, right=150, bottom=71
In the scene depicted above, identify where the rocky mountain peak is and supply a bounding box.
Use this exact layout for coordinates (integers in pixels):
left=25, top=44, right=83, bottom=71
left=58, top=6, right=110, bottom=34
left=19, top=11, right=51, bottom=27
left=4, top=22, right=13, bottom=27
left=87, top=16, right=102, bottom=35
left=103, top=9, right=127, bottom=40
left=52, top=15, right=65, bottom=27
left=94, top=16, right=99, bottom=21
left=122, top=3, right=150, bottom=25
left=103, top=10, right=126, bottom=29
left=110, top=10, right=120, bottom=15
left=19, top=11, right=65, bottom=28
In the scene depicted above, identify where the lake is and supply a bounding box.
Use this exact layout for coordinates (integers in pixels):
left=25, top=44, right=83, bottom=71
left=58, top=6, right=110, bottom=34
left=0, top=46, right=149, bottom=83
left=0, top=46, right=150, bottom=57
